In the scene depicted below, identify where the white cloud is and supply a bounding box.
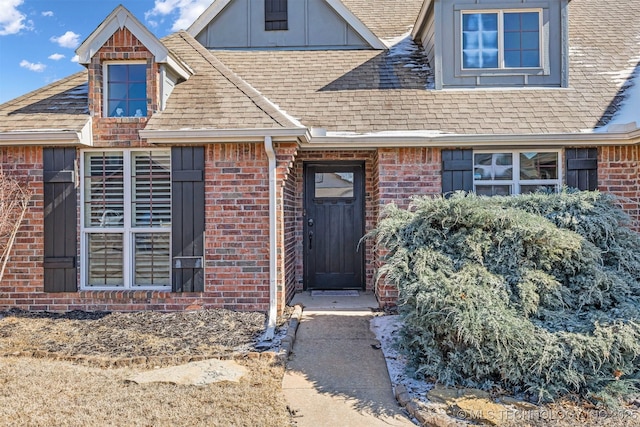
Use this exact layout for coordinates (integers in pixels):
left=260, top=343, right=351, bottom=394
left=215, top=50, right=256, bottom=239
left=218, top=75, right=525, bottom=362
left=71, top=55, right=79, bottom=63
left=48, top=53, right=65, bottom=61
left=42, top=11, right=54, bottom=17
left=50, top=30, right=81, bottom=48
left=145, top=0, right=210, bottom=32
left=20, top=59, right=46, bottom=72
left=0, top=0, right=28, bottom=35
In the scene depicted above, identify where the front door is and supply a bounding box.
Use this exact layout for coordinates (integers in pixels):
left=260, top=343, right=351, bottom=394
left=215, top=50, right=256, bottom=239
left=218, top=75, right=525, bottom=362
left=303, top=163, right=365, bottom=290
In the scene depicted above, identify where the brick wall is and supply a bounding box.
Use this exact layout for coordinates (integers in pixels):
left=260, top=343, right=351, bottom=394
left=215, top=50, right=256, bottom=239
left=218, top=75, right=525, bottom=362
left=88, top=27, right=158, bottom=149
left=599, top=145, right=640, bottom=227
left=0, top=147, right=260, bottom=312
left=0, top=147, right=44, bottom=308
left=375, top=147, right=442, bottom=305
left=204, top=143, right=270, bottom=311
left=278, top=143, right=299, bottom=308
left=3, top=138, right=639, bottom=314
left=0, top=142, right=299, bottom=313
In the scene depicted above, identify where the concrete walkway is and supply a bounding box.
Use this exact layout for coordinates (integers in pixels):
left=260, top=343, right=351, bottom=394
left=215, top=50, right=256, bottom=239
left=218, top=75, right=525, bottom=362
left=282, top=292, right=414, bottom=426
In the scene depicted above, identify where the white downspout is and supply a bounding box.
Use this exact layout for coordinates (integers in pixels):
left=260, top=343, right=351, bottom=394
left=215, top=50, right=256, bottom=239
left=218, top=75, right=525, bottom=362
left=262, top=136, right=277, bottom=341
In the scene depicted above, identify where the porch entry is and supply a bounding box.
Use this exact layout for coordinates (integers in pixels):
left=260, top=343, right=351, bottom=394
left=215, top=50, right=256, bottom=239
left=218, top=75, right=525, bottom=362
left=303, top=163, right=365, bottom=290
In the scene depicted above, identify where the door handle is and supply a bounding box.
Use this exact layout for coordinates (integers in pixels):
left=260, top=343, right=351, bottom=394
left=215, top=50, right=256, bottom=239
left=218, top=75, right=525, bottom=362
left=309, top=230, right=314, bottom=250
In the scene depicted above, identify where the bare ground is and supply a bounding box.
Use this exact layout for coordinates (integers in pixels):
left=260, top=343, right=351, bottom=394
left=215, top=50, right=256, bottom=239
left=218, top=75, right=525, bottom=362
left=0, top=309, right=293, bottom=427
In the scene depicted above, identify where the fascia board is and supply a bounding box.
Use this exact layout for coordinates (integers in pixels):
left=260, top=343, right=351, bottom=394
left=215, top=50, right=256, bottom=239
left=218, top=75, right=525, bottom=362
left=187, top=0, right=233, bottom=38
left=140, top=128, right=310, bottom=144
left=166, top=53, right=193, bottom=80
left=301, top=131, right=640, bottom=150
left=0, top=119, right=93, bottom=147
left=412, top=0, right=435, bottom=40
left=323, top=0, right=386, bottom=49
left=76, top=6, right=169, bottom=65
left=0, top=130, right=83, bottom=146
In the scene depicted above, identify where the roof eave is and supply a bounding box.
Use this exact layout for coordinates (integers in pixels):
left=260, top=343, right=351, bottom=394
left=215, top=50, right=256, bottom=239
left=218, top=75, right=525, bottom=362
left=0, top=120, right=93, bottom=147
left=323, top=0, right=386, bottom=49
left=140, top=127, right=311, bottom=144
left=412, top=0, right=435, bottom=41
left=187, top=0, right=233, bottom=38
left=301, top=130, right=640, bottom=150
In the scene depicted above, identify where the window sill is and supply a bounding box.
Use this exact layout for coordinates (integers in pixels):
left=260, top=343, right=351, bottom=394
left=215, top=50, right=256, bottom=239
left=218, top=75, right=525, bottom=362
left=100, top=116, right=149, bottom=123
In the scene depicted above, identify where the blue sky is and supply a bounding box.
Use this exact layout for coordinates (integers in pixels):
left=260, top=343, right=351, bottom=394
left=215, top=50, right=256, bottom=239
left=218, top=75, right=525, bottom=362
left=0, top=0, right=211, bottom=104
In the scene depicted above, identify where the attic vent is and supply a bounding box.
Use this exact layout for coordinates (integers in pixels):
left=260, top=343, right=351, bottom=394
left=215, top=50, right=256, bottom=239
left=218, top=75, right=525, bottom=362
left=265, top=0, right=287, bottom=31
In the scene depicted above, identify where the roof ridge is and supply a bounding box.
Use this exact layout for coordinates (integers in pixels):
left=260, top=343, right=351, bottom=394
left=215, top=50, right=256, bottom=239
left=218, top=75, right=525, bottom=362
left=174, top=31, right=303, bottom=129
left=0, top=71, right=87, bottom=111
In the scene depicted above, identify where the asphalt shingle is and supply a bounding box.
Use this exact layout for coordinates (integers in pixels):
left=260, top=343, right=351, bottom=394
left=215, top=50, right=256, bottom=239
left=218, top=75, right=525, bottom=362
left=1, top=0, right=638, bottom=137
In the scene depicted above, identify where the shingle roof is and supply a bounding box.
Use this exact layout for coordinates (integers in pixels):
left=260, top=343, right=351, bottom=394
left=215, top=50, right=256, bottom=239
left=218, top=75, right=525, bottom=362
left=1, top=0, right=638, bottom=137
left=340, top=0, right=424, bottom=40
left=210, top=0, right=640, bottom=135
left=146, top=32, right=301, bottom=131
left=0, top=72, right=89, bottom=133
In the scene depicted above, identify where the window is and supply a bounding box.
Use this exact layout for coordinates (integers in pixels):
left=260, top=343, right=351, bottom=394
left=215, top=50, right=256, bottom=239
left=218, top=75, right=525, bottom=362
left=314, top=172, right=354, bottom=198
left=473, top=151, right=560, bottom=196
left=265, top=0, right=288, bottom=31
left=82, top=150, right=171, bottom=289
left=105, top=63, right=147, bottom=118
left=462, top=10, right=541, bottom=69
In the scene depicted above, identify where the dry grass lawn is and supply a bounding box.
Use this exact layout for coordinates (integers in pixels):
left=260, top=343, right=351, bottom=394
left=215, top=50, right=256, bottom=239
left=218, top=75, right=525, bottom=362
left=0, top=309, right=293, bottom=427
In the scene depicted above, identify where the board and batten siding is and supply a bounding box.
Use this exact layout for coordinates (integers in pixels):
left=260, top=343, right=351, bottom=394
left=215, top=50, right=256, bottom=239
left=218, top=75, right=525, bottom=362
left=195, top=0, right=368, bottom=49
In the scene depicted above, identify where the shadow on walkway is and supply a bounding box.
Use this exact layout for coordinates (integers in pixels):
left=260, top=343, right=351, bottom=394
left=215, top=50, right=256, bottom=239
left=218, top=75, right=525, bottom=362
left=282, top=292, right=414, bottom=426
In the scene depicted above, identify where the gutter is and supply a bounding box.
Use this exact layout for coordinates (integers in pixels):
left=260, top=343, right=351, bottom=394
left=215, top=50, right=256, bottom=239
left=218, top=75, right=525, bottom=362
left=300, top=128, right=640, bottom=150
left=261, top=135, right=278, bottom=342
left=0, top=120, right=93, bottom=146
left=139, top=127, right=310, bottom=144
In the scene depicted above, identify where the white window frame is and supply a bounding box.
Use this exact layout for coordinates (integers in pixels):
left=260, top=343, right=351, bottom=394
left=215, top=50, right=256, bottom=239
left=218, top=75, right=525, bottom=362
left=473, top=149, right=562, bottom=195
left=460, top=9, right=543, bottom=70
left=102, top=60, right=148, bottom=118
left=80, top=148, right=171, bottom=290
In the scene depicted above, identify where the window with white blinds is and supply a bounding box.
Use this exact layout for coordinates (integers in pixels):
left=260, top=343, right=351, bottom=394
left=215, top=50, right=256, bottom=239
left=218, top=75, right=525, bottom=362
left=82, top=150, right=171, bottom=289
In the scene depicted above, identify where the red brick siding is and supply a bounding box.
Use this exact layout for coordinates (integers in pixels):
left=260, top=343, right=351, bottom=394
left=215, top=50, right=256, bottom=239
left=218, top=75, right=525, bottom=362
left=278, top=144, right=299, bottom=307
left=4, top=140, right=640, bottom=314
left=598, top=146, right=640, bottom=227
left=375, top=147, right=442, bottom=306
left=204, top=143, right=270, bottom=311
left=88, top=27, right=158, bottom=149
left=0, top=147, right=45, bottom=308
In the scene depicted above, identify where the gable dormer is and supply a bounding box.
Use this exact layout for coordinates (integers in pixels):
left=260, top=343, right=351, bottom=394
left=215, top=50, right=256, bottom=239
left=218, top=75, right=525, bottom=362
left=413, top=0, right=569, bottom=89
left=76, top=6, right=190, bottom=120
left=188, top=0, right=385, bottom=49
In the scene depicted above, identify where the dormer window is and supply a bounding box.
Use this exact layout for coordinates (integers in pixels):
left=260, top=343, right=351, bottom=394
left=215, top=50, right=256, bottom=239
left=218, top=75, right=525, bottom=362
left=413, top=1, right=567, bottom=89
left=462, top=10, right=541, bottom=69
left=105, top=63, right=147, bottom=118
left=265, top=0, right=288, bottom=31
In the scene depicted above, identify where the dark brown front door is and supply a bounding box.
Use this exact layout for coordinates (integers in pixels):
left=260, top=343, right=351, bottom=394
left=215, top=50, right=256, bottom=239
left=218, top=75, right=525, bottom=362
left=304, top=163, right=365, bottom=290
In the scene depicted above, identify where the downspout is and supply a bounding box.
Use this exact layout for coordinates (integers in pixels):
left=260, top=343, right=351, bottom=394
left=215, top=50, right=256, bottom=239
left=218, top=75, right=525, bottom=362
left=262, top=136, right=277, bottom=341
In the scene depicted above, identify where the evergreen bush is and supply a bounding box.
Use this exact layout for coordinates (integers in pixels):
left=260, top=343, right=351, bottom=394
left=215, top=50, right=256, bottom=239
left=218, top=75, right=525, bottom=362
left=371, top=190, right=640, bottom=404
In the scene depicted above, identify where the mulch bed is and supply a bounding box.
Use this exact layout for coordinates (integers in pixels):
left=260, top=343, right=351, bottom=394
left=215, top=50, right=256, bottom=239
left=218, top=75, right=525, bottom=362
left=0, top=308, right=272, bottom=367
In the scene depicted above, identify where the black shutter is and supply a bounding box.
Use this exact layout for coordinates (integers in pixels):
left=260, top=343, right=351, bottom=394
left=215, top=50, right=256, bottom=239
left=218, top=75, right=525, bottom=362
left=265, top=0, right=288, bottom=30
left=43, top=147, right=77, bottom=292
left=566, top=148, right=598, bottom=191
left=442, top=149, right=473, bottom=194
left=171, top=146, right=205, bottom=292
